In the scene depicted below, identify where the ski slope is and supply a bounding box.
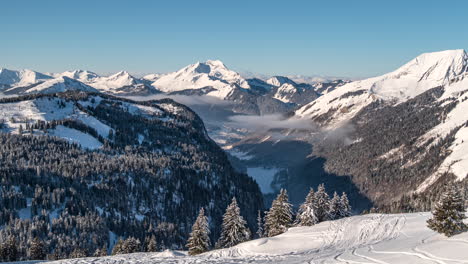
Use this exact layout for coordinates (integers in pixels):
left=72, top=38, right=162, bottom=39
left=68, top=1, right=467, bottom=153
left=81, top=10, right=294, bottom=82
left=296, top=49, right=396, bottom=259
left=48, top=212, right=468, bottom=264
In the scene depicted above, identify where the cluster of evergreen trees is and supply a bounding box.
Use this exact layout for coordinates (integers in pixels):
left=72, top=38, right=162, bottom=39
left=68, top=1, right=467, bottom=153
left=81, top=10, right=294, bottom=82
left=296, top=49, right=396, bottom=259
left=187, top=185, right=352, bottom=255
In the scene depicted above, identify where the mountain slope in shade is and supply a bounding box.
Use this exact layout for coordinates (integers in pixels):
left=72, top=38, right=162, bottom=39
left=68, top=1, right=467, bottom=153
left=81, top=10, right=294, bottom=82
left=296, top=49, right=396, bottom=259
left=152, top=60, right=249, bottom=97
left=296, top=49, right=468, bottom=126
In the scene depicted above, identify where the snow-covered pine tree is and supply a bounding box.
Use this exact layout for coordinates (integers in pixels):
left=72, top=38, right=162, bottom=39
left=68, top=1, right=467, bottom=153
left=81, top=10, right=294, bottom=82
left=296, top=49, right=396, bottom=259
left=111, top=239, right=124, bottom=255
left=93, top=246, right=107, bottom=257
left=338, top=192, right=351, bottom=218
left=295, top=188, right=318, bottom=226
left=256, top=210, right=264, bottom=238
left=314, top=184, right=331, bottom=222
left=122, top=237, right=141, bottom=253
left=29, top=237, right=46, bottom=260
left=146, top=235, right=158, bottom=252
left=427, top=185, right=467, bottom=237
left=265, top=189, right=293, bottom=237
left=186, top=208, right=211, bottom=255
left=4, top=236, right=18, bottom=262
left=328, top=192, right=341, bottom=220
left=216, top=198, right=251, bottom=248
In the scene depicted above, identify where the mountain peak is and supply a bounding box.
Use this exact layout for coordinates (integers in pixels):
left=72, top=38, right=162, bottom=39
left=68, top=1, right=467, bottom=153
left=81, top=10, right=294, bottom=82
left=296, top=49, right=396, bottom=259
left=266, top=76, right=297, bottom=87
left=205, top=59, right=226, bottom=68
left=390, top=49, right=468, bottom=83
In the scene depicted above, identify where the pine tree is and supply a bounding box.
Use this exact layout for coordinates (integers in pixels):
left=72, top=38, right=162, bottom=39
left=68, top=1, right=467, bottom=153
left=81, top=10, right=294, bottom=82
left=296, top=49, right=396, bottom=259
left=69, top=248, right=87, bottom=259
left=216, top=198, right=251, bottom=248
left=338, top=192, right=352, bottom=218
left=295, top=188, right=318, bottom=226
left=265, top=189, right=293, bottom=237
left=328, top=192, right=341, bottom=220
left=94, top=246, right=107, bottom=257
left=122, top=237, right=141, bottom=253
left=186, top=208, right=211, bottom=255
left=29, top=237, right=46, bottom=260
left=314, top=184, right=331, bottom=222
left=4, top=236, right=18, bottom=262
left=256, top=210, right=264, bottom=238
left=427, top=185, right=467, bottom=237
left=146, top=235, right=158, bottom=252
left=111, top=239, right=125, bottom=255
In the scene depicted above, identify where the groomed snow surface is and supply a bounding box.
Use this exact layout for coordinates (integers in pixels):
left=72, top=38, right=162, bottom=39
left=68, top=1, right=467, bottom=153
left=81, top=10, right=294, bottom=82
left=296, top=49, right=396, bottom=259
left=48, top=212, right=468, bottom=264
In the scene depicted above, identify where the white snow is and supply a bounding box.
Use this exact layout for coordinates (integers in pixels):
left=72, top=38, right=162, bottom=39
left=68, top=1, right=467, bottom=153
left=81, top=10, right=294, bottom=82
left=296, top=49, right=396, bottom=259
left=0, top=68, right=52, bottom=88
left=87, top=71, right=139, bottom=91
left=246, top=167, right=280, bottom=194
left=151, top=60, right=249, bottom=98
left=50, top=125, right=102, bottom=150
left=296, top=49, right=468, bottom=127
left=0, top=97, right=110, bottom=148
left=273, top=83, right=298, bottom=103
left=47, top=212, right=468, bottom=264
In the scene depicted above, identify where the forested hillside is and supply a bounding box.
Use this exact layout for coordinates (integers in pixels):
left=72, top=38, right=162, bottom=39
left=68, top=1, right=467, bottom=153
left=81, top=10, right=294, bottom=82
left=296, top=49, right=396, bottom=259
left=0, top=92, right=263, bottom=260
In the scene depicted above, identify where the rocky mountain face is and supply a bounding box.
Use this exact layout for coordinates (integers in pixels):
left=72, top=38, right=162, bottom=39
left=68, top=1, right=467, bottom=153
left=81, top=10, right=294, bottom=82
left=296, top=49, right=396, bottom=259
left=0, top=91, right=263, bottom=256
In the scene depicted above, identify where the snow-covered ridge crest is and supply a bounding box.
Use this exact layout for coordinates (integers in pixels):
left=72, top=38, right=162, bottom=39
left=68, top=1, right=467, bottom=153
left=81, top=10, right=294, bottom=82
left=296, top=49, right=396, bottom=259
left=0, top=68, right=52, bottom=87
left=296, top=49, right=468, bottom=125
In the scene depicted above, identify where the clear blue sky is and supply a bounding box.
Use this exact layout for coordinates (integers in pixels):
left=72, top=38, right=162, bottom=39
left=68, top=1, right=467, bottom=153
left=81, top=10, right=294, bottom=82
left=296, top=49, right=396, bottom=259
left=1, top=0, right=467, bottom=78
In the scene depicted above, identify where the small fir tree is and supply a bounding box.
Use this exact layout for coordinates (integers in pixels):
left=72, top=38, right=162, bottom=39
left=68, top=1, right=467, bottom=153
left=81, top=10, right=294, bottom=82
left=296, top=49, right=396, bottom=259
left=94, top=246, right=107, bottom=257
left=265, top=189, right=293, bottom=237
left=122, top=237, right=141, bottom=253
left=427, top=185, right=467, bottom=237
left=111, top=239, right=125, bottom=255
left=69, top=248, right=87, bottom=258
left=328, top=192, right=341, bottom=220
left=338, top=192, right=352, bottom=218
left=29, top=237, right=46, bottom=260
left=216, top=198, right=251, bottom=248
left=295, top=188, right=318, bottom=226
left=256, top=210, right=264, bottom=238
left=186, top=208, right=211, bottom=255
left=314, top=184, right=331, bottom=222
left=146, top=235, right=158, bottom=252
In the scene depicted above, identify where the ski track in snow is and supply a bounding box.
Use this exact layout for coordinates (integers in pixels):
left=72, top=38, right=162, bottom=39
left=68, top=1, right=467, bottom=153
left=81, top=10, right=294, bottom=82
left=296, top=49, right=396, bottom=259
left=44, top=212, right=468, bottom=264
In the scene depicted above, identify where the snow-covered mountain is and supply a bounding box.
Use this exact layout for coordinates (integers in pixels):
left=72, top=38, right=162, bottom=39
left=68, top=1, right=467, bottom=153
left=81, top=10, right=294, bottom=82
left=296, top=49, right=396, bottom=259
left=0, top=68, right=52, bottom=89
left=55, top=70, right=100, bottom=83
left=152, top=60, right=250, bottom=98
left=84, top=71, right=158, bottom=95
left=292, top=49, right=468, bottom=207
left=296, top=49, right=468, bottom=126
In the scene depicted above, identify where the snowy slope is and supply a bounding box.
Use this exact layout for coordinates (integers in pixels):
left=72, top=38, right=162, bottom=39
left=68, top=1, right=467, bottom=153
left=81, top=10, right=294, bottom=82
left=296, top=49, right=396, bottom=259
left=0, top=68, right=52, bottom=88
left=55, top=70, right=100, bottom=83
left=296, top=49, right=468, bottom=126
left=12, top=76, right=98, bottom=94
left=0, top=96, right=111, bottom=149
left=152, top=60, right=250, bottom=98
left=47, top=212, right=468, bottom=264
left=295, top=49, right=468, bottom=184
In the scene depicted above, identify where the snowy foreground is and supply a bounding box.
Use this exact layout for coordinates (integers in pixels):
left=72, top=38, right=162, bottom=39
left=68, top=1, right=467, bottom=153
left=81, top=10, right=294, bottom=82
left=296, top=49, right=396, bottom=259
left=49, top=212, right=468, bottom=264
